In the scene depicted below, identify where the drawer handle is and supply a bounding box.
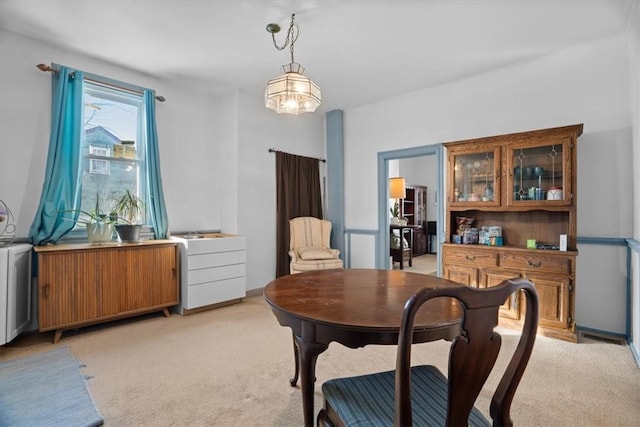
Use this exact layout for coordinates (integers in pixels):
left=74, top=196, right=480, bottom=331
left=527, top=260, right=542, bottom=268
left=465, top=255, right=476, bottom=261
left=43, top=284, right=50, bottom=299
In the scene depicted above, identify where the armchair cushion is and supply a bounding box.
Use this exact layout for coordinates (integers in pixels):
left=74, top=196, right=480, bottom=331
left=298, top=247, right=336, bottom=260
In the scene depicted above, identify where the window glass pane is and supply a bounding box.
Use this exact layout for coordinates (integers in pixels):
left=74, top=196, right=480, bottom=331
left=79, top=81, right=147, bottom=225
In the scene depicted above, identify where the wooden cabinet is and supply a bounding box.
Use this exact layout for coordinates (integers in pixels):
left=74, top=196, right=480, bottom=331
left=173, top=234, right=246, bottom=314
left=35, top=241, right=178, bottom=343
left=402, top=185, right=427, bottom=256
left=442, top=124, right=582, bottom=342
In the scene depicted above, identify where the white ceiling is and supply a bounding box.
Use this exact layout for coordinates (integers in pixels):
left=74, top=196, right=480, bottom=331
left=0, top=0, right=635, bottom=113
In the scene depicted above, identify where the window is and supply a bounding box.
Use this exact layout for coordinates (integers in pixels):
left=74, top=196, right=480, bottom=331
left=79, top=81, right=147, bottom=225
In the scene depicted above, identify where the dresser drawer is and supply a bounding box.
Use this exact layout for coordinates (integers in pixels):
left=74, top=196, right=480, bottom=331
left=187, top=237, right=245, bottom=255
left=442, top=246, right=498, bottom=267
left=187, top=277, right=246, bottom=308
left=500, top=251, right=572, bottom=274
left=188, top=250, right=245, bottom=270
left=188, top=264, right=246, bottom=286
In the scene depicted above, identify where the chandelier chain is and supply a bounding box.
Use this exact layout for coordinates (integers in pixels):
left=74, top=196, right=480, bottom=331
left=271, top=14, right=299, bottom=64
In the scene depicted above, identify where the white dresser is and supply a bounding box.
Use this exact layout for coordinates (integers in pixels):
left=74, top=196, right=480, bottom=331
left=0, top=243, right=32, bottom=345
left=172, top=234, right=246, bottom=314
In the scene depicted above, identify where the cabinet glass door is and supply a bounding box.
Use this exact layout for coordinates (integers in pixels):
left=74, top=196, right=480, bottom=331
left=507, top=137, right=571, bottom=206
left=449, top=148, right=500, bottom=207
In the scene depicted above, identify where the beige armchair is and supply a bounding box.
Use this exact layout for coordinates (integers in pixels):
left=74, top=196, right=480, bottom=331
left=289, top=217, right=343, bottom=274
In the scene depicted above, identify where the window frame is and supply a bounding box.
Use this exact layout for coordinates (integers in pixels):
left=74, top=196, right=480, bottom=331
left=63, top=76, right=154, bottom=240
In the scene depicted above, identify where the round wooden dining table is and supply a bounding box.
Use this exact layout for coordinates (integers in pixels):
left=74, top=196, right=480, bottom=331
left=263, top=268, right=465, bottom=427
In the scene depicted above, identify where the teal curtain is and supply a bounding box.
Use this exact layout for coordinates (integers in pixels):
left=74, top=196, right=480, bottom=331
left=144, top=89, right=169, bottom=239
left=28, top=66, right=84, bottom=246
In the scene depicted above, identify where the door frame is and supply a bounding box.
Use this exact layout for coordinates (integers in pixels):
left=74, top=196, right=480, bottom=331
left=377, top=144, right=444, bottom=270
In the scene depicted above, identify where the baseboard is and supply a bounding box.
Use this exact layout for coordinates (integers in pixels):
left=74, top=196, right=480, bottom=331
left=629, top=339, right=640, bottom=368
left=577, top=326, right=627, bottom=345
left=246, top=288, right=264, bottom=298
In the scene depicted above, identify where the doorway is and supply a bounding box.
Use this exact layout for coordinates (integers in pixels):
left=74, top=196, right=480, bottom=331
left=376, top=144, right=444, bottom=272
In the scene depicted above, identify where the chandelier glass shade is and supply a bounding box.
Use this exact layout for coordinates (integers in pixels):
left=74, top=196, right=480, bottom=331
left=265, top=63, right=321, bottom=114
left=265, top=14, right=321, bottom=115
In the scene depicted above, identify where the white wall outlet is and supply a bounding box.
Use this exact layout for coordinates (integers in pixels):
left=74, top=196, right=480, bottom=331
left=559, top=234, right=567, bottom=251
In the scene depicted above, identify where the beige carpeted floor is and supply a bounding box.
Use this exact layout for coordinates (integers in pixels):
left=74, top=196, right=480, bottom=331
left=394, top=253, right=438, bottom=275
left=1, top=295, right=639, bottom=426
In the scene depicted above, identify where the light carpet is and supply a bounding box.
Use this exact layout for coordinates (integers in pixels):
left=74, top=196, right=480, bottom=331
left=0, top=346, right=103, bottom=427
left=1, top=296, right=639, bottom=426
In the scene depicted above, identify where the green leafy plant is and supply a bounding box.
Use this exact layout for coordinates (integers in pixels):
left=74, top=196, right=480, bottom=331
left=110, top=189, right=145, bottom=225
left=390, top=200, right=400, bottom=218
left=62, top=194, right=114, bottom=225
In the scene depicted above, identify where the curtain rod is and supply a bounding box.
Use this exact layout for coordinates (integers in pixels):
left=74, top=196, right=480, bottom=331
left=268, top=148, right=326, bottom=163
left=36, top=63, right=166, bottom=102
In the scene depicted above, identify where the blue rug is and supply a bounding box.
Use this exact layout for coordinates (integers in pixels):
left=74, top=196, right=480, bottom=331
left=0, top=346, right=103, bottom=427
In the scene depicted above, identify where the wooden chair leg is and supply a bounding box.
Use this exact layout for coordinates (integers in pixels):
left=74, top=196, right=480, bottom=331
left=317, top=409, right=336, bottom=427
left=290, top=332, right=300, bottom=386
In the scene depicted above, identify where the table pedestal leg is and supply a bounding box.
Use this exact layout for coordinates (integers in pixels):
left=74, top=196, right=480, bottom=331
left=293, top=334, right=328, bottom=427
left=289, top=333, right=299, bottom=386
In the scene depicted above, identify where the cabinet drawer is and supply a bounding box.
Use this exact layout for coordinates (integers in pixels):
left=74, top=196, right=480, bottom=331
left=187, top=277, right=246, bottom=308
left=189, top=250, right=245, bottom=270
left=187, top=237, right=245, bottom=255
left=442, top=247, right=498, bottom=267
left=500, top=252, right=572, bottom=274
left=188, top=264, right=245, bottom=286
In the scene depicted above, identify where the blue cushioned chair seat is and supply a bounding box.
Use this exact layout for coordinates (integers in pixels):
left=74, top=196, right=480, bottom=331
left=321, top=365, right=490, bottom=427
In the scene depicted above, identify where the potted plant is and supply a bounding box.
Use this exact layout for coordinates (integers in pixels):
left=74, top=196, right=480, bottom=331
left=389, top=201, right=407, bottom=226
left=110, top=189, right=145, bottom=242
left=62, top=195, right=115, bottom=243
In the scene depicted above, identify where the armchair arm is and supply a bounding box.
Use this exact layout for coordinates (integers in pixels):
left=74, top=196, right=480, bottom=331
left=288, top=249, right=299, bottom=262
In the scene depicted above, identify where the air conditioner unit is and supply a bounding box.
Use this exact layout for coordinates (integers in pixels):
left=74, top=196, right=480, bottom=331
left=0, top=243, right=32, bottom=345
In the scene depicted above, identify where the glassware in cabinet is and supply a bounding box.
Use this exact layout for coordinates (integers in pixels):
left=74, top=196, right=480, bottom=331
left=507, top=137, right=572, bottom=206
left=448, top=147, right=500, bottom=207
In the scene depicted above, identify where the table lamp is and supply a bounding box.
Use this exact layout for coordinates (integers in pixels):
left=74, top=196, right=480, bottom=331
left=389, top=177, right=406, bottom=224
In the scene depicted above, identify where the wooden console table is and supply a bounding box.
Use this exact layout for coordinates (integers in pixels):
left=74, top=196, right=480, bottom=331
left=390, top=224, right=420, bottom=269
left=34, top=240, right=179, bottom=343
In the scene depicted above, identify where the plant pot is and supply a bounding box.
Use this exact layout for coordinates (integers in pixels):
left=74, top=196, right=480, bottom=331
left=115, top=224, right=142, bottom=242
left=86, top=223, right=114, bottom=244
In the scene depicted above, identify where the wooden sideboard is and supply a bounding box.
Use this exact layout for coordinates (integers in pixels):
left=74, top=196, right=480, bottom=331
left=442, top=244, right=577, bottom=341
left=34, top=240, right=178, bottom=343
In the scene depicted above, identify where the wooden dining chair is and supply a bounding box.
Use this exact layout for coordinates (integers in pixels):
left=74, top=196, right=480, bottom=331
left=317, top=278, right=539, bottom=427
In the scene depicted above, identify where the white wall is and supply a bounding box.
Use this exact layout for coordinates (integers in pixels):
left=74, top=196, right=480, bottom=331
left=236, top=90, right=325, bottom=291
left=0, top=29, right=325, bottom=294
left=342, top=34, right=633, bottom=332
left=0, top=29, right=225, bottom=237
left=628, top=1, right=640, bottom=359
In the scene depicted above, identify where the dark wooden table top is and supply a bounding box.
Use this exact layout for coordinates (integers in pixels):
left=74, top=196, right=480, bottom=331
left=264, top=268, right=463, bottom=337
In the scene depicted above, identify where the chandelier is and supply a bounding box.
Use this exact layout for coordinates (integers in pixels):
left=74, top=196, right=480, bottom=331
left=265, top=14, right=321, bottom=114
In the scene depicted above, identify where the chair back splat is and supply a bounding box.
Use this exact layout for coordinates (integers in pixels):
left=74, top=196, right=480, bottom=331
left=318, top=278, right=539, bottom=427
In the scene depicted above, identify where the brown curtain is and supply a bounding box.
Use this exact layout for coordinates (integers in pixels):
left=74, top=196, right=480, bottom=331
left=275, top=151, right=323, bottom=277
